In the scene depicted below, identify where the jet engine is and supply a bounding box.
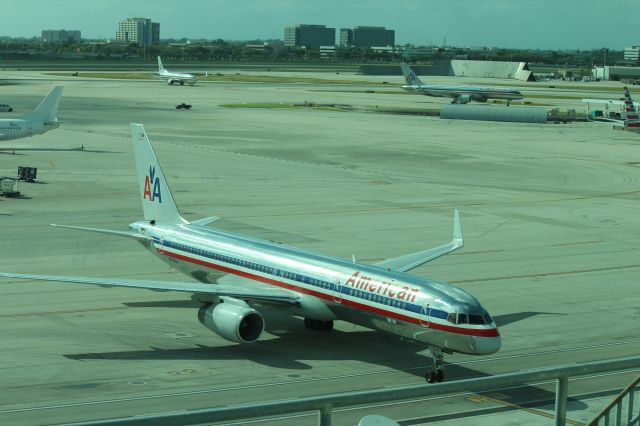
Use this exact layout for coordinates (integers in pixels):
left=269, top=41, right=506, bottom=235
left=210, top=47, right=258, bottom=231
left=470, top=94, right=488, bottom=102
left=197, top=301, right=264, bottom=344
left=453, top=95, right=472, bottom=104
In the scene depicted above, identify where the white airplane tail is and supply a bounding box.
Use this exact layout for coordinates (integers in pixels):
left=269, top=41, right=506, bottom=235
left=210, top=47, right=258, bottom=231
left=130, top=123, right=187, bottom=224
left=623, top=87, right=639, bottom=126
left=157, top=56, right=165, bottom=73
left=21, top=86, right=63, bottom=122
left=400, top=63, right=424, bottom=86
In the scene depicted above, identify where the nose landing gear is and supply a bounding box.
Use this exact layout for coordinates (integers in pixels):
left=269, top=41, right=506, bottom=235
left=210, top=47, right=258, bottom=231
left=426, top=346, right=445, bottom=383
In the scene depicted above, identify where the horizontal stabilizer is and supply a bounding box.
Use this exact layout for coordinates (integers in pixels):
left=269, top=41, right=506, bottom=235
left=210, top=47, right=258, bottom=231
left=0, top=272, right=300, bottom=303
left=374, top=210, right=464, bottom=272
left=50, top=224, right=150, bottom=240
left=190, top=216, right=221, bottom=227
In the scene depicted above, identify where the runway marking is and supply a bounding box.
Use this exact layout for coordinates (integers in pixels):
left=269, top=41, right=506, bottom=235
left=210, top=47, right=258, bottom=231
left=551, top=240, right=603, bottom=247
left=479, top=394, right=585, bottom=426
left=0, top=306, right=128, bottom=318
left=451, top=263, right=640, bottom=284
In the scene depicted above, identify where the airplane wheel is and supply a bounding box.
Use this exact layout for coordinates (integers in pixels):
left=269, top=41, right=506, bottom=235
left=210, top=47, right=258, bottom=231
left=426, top=371, right=436, bottom=383
left=323, top=320, right=334, bottom=331
left=436, top=369, right=444, bottom=382
left=312, top=320, right=323, bottom=331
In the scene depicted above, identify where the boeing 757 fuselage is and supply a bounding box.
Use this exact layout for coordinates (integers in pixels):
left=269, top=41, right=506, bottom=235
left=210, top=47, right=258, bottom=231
left=401, top=63, right=523, bottom=105
left=0, top=124, right=500, bottom=383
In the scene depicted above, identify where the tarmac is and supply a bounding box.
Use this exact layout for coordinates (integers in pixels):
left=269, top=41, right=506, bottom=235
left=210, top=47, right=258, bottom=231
left=0, top=72, right=638, bottom=425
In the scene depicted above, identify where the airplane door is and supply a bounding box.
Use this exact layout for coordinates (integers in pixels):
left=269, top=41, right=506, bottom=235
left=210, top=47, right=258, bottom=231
left=333, top=279, right=342, bottom=303
left=420, top=304, right=430, bottom=327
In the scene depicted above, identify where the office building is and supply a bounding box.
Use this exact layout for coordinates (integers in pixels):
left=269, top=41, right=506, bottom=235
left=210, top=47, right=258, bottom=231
left=339, top=26, right=395, bottom=48
left=116, top=18, right=160, bottom=46
left=284, top=24, right=335, bottom=48
left=624, top=46, right=640, bottom=64
left=41, top=30, right=81, bottom=44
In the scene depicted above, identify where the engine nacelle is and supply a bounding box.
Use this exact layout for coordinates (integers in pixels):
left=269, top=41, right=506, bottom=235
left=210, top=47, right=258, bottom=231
left=453, top=94, right=472, bottom=104
left=168, top=79, right=175, bottom=85
left=471, top=94, right=488, bottom=102
left=197, top=302, right=264, bottom=344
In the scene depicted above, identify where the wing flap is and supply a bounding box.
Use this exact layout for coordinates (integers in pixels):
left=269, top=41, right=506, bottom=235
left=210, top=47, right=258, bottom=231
left=0, top=272, right=299, bottom=303
left=374, top=210, right=464, bottom=273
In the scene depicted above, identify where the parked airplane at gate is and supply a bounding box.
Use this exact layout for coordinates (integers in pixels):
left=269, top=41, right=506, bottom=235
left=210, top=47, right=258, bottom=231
left=400, top=63, right=523, bottom=105
left=156, top=56, right=197, bottom=85
left=0, top=86, right=63, bottom=141
left=0, top=123, right=501, bottom=382
left=623, top=86, right=640, bottom=129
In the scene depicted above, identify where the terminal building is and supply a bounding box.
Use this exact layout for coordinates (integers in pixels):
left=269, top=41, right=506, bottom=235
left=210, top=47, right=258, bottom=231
left=284, top=24, right=335, bottom=47
left=41, top=30, right=81, bottom=44
left=115, top=18, right=160, bottom=46
left=624, top=46, right=640, bottom=64
left=339, top=26, right=395, bottom=48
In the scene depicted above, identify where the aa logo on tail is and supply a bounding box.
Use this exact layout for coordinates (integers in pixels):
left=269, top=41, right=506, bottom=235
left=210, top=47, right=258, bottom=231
left=143, top=166, right=162, bottom=203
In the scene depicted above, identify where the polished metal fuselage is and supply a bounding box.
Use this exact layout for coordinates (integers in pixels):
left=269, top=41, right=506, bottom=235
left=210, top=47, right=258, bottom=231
left=130, top=221, right=501, bottom=355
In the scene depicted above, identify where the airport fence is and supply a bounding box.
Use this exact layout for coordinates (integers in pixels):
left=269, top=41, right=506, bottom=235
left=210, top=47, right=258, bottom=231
left=587, top=374, right=640, bottom=426
left=68, top=355, right=640, bottom=426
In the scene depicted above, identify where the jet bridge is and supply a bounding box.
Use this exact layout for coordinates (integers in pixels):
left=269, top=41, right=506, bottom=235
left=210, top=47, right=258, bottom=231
left=440, top=104, right=548, bottom=123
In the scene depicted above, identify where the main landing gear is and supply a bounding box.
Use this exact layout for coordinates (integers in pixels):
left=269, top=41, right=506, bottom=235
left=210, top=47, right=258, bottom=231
left=426, top=346, right=445, bottom=383
left=304, top=318, right=333, bottom=331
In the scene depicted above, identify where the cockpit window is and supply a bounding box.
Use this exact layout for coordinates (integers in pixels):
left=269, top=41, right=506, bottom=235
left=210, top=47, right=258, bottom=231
left=468, top=314, right=485, bottom=325
left=446, top=312, right=489, bottom=325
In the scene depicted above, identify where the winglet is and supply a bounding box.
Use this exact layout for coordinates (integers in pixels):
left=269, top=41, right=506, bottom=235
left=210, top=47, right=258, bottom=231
left=453, top=209, right=464, bottom=248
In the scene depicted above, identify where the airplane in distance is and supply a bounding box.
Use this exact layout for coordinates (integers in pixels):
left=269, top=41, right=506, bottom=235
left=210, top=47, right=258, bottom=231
left=400, top=63, right=524, bottom=105
left=0, top=86, right=63, bottom=141
left=583, top=87, right=640, bottom=129
left=0, top=123, right=501, bottom=383
left=622, top=86, right=640, bottom=129
left=156, top=56, right=197, bottom=85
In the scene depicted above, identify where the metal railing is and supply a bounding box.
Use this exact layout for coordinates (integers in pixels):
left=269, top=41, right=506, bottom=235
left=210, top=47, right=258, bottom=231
left=588, top=374, right=640, bottom=426
left=67, top=355, right=640, bottom=426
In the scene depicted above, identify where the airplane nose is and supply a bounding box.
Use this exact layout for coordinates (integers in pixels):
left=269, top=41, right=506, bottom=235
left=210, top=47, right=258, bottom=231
left=473, top=334, right=502, bottom=355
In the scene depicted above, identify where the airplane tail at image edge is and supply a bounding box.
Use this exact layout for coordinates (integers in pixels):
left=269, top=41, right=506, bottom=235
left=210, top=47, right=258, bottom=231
left=157, top=56, right=165, bottom=73
left=130, top=123, right=187, bottom=225
left=21, top=86, right=63, bottom=122
left=400, top=63, right=424, bottom=86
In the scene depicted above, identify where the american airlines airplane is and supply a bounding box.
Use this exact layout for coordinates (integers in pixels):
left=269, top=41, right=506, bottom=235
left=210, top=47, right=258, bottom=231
left=400, top=63, right=523, bottom=105
left=0, top=86, right=63, bottom=141
left=623, top=86, right=640, bottom=129
left=0, top=124, right=501, bottom=383
left=156, top=56, right=197, bottom=86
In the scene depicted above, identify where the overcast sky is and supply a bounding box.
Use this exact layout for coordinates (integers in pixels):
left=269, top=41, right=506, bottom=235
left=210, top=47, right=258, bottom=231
left=3, top=0, right=639, bottom=50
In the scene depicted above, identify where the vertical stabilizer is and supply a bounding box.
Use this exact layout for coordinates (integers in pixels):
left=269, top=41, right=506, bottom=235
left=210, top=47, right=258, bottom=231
left=21, top=86, right=63, bottom=122
left=400, top=63, right=424, bottom=86
left=623, top=87, right=640, bottom=127
left=130, top=124, right=186, bottom=224
left=157, top=56, right=165, bottom=73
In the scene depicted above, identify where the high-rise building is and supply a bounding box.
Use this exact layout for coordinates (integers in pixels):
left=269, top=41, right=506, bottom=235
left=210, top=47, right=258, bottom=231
left=41, top=30, right=81, bottom=44
left=116, top=18, right=160, bottom=46
left=624, top=46, right=640, bottom=63
left=339, top=26, right=395, bottom=48
left=284, top=24, right=335, bottom=48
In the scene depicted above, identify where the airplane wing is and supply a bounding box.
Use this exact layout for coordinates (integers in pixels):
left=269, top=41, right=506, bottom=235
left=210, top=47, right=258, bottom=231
left=0, top=272, right=300, bottom=304
left=373, top=210, right=463, bottom=273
